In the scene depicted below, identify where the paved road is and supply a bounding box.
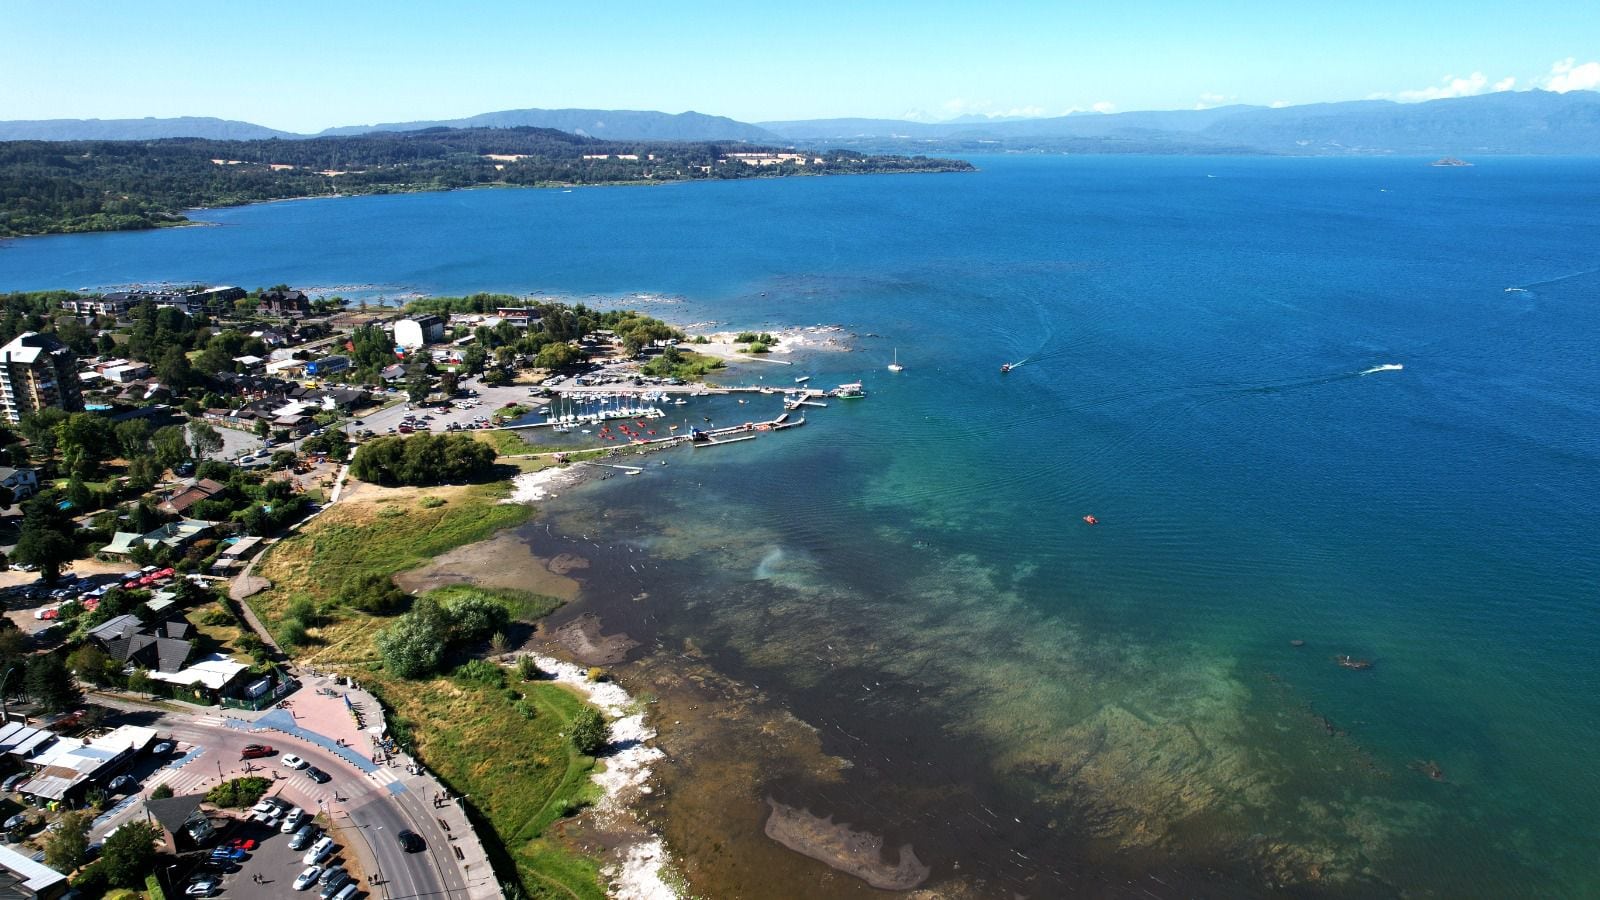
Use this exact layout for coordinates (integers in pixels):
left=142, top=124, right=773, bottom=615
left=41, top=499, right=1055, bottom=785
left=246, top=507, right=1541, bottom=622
left=94, top=703, right=465, bottom=900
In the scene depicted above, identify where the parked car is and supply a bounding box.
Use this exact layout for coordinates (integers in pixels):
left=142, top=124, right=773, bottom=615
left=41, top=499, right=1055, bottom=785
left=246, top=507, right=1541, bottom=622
left=319, top=871, right=351, bottom=898
left=305, top=766, right=330, bottom=784
left=107, top=774, right=137, bottom=793
left=2, top=813, right=28, bottom=830
left=241, top=743, right=275, bottom=759
left=288, top=824, right=318, bottom=850
left=185, top=875, right=221, bottom=897
left=2, top=774, right=29, bottom=792
left=293, top=865, right=323, bottom=891
left=397, top=829, right=425, bottom=852
left=226, top=837, right=257, bottom=851
left=151, top=741, right=173, bottom=755
left=251, top=797, right=283, bottom=815
left=281, top=807, right=306, bottom=833
left=319, top=865, right=347, bottom=887
left=209, top=846, right=247, bottom=862
left=332, top=884, right=359, bottom=900
left=281, top=754, right=308, bottom=770
left=303, top=835, right=336, bottom=866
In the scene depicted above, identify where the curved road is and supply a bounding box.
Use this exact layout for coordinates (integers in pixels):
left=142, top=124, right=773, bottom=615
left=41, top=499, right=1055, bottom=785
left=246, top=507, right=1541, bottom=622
left=124, top=710, right=467, bottom=900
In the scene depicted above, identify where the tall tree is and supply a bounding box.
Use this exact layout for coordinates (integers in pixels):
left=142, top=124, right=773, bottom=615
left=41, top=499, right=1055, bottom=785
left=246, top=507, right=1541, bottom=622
left=187, top=420, right=224, bottom=458
left=44, top=810, right=91, bottom=872
left=55, top=412, right=116, bottom=477
left=100, top=820, right=161, bottom=887
left=13, top=492, right=76, bottom=582
left=24, top=652, right=81, bottom=713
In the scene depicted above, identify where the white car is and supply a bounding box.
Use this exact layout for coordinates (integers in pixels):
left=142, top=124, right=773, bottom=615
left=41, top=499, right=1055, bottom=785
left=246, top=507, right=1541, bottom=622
left=303, top=835, right=336, bottom=866
left=281, top=807, right=306, bottom=833
left=293, top=865, right=323, bottom=891
left=251, top=797, right=281, bottom=815
left=282, top=754, right=309, bottom=770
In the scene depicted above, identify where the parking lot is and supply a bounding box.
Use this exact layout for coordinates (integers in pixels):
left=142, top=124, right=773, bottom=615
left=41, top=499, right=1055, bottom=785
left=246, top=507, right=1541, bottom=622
left=177, top=802, right=364, bottom=900
left=343, top=377, right=545, bottom=438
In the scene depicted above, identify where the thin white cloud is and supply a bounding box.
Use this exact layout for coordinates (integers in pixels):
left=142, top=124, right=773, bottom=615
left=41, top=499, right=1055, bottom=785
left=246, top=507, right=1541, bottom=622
left=1091, top=101, right=1115, bottom=114
left=1269, top=100, right=1290, bottom=108
left=1542, top=58, right=1600, bottom=93
left=1493, top=76, right=1517, bottom=92
left=1194, top=92, right=1234, bottom=110
left=1395, top=72, right=1490, bottom=102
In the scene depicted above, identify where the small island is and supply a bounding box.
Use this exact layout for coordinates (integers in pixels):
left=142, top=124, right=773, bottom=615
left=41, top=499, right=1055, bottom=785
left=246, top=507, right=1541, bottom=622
left=1431, top=156, right=1474, bottom=167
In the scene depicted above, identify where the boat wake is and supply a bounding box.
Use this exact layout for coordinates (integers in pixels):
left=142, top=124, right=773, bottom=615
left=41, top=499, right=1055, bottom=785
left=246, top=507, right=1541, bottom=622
left=1360, top=363, right=1404, bottom=375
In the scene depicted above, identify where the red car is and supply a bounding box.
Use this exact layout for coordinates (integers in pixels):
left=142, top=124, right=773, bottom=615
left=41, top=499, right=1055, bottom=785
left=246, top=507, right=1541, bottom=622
left=226, top=837, right=257, bottom=851
left=240, top=744, right=275, bottom=760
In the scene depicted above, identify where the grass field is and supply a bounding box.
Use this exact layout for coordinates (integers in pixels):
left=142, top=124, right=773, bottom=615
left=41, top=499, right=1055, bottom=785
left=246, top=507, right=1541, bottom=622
left=247, top=478, right=607, bottom=899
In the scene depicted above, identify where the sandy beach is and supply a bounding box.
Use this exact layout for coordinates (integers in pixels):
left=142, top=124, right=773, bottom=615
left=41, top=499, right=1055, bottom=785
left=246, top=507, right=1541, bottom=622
left=688, top=325, right=852, bottom=363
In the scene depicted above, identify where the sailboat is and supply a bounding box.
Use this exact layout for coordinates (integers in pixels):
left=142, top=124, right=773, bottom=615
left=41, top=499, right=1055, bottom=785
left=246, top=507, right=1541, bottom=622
left=887, top=349, right=904, bottom=373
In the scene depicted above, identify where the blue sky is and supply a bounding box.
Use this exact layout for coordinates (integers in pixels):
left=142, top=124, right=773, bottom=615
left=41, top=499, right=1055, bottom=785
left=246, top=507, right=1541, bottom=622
left=7, top=0, right=1598, bottom=131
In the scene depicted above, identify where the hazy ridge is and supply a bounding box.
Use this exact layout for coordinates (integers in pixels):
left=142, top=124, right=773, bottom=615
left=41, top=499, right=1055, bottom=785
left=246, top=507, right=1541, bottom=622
left=3, top=91, right=1597, bottom=154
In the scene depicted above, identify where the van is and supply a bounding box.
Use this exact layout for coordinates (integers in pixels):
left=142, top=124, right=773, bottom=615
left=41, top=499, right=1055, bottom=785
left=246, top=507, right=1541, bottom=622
left=303, top=835, right=336, bottom=865
left=288, top=824, right=317, bottom=850
left=332, top=884, right=359, bottom=900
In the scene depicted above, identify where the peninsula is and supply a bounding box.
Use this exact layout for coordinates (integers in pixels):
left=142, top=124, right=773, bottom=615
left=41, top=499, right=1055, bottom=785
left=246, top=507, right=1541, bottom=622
left=0, top=127, right=973, bottom=238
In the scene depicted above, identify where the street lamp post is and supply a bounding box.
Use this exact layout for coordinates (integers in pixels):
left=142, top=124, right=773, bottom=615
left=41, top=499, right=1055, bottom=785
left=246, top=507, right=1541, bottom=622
left=0, top=666, right=16, bottom=724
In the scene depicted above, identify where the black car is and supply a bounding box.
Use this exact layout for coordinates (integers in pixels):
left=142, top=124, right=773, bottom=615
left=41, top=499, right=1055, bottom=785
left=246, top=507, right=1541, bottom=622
left=396, top=829, right=425, bottom=853
left=305, top=766, right=331, bottom=784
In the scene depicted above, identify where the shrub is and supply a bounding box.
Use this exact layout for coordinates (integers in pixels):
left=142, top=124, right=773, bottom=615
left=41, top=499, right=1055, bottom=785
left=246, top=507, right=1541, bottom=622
left=340, top=572, right=409, bottom=616
left=568, top=706, right=609, bottom=756
left=418, top=496, right=446, bottom=509
left=200, top=604, right=236, bottom=626
left=204, top=776, right=271, bottom=808
left=514, top=700, right=537, bottom=720
left=516, top=655, right=542, bottom=682
left=279, top=618, right=309, bottom=648
left=586, top=667, right=607, bottom=683
left=452, top=659, right=505, bottom=688
left=447, top=594, right=509, bottom=644
left=150, top=783, right=174, bottom=800
left=376, top=598, right=448, bottom=678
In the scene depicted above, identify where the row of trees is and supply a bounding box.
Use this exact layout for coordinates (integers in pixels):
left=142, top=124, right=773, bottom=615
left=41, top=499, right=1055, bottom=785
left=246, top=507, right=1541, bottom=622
left=350, top=433, right=497, bottom=486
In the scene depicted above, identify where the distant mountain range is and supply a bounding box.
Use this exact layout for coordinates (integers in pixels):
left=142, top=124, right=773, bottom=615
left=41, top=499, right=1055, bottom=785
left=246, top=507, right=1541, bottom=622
left=4, top=91, right=1598, bottom=154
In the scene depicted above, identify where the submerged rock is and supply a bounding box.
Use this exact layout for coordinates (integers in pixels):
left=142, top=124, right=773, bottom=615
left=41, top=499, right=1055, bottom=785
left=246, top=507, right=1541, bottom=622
left=763, top=797, right=931, bottom=890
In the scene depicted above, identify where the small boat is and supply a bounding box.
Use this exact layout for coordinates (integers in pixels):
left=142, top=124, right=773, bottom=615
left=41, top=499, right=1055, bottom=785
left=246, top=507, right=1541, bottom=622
left=673, top=398, right=687, bottom=405
left=833, top=382, right=865, bottom=399
left=887, top=349, right=904, bottom=373
left=1001, top=363, right=1013, bottom=374
left=1082, top=515, right=1098, bottom=526
left=795, top=376, right=810, bottom=384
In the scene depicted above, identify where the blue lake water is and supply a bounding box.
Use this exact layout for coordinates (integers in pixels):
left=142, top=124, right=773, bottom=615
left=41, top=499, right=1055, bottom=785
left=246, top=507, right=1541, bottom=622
left=5, top=156, right=1598, bottom=896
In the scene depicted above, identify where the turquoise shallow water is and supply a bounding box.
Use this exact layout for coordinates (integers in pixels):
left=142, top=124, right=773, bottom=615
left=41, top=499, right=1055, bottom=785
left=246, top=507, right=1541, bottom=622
left=4, top=156, right=1599, bottom=895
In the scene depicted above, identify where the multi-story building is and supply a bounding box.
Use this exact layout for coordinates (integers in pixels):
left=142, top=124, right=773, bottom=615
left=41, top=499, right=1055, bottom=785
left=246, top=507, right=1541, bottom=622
left=0, top=332, right=83, bottom=424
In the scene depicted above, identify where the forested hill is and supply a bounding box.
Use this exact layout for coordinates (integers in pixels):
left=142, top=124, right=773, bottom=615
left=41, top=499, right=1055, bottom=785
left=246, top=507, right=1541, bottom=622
left=0, top=127, right=972, bottom=237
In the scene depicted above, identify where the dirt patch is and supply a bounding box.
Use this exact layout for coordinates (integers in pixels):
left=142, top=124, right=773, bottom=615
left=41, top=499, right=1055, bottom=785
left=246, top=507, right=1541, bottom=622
left=547, top=613, right=638, bottom=666
left=394, top=531, right=581, bottom=600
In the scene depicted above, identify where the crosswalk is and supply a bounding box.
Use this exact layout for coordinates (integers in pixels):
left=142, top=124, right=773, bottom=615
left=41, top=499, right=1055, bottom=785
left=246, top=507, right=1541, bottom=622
left=144, top=759, right=344, bottom=810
